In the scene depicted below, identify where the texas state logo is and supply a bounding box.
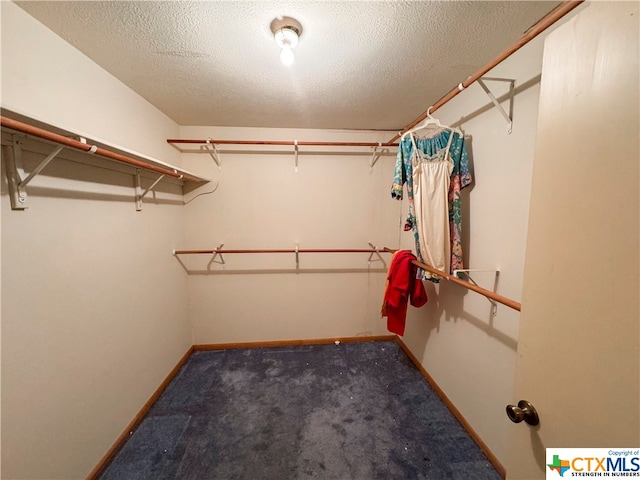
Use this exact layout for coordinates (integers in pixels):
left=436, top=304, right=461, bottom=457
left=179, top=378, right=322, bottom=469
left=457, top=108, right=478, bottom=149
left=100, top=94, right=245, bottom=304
left=548, top=454, right=571, bottom=477
left=546, top=448, right=640, bottom=478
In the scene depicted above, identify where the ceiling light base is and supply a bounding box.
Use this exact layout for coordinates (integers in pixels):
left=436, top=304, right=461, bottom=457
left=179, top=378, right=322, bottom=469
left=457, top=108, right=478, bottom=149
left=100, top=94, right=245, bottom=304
left=270, top=16, right=303, bottom=39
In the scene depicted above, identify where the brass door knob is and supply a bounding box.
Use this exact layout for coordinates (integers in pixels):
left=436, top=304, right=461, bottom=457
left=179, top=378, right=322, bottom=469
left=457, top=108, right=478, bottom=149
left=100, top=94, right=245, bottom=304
left=506, top=400, right=539, bottom=426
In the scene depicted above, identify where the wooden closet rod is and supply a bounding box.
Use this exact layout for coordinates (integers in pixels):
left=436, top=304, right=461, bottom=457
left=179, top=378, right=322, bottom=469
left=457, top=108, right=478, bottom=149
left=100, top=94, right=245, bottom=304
left=167, top=139, right=399, bottom=148
left=384, top=248, right=521, bottom=312
left=173, top=248, right=382, bottom=255
left=388, top=0, right=584, bottom=143
left=174, top=246, right=521, bottom=312
left=1, top=116, right=206, bottom=183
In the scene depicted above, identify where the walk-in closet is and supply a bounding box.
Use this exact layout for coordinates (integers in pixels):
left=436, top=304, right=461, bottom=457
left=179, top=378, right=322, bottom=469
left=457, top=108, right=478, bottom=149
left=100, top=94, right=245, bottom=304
left=2, top=1, right=638, bottom=479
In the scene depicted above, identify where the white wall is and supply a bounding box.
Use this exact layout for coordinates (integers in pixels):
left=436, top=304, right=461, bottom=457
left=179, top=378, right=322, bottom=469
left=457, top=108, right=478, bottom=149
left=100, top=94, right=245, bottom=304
left=179, top=126, right=401, bottom=344
left=0, top=2, right=180, bottom=165
left=178, top=35, right=549, bottom=468
left=1, top=3, right=191, bottom=479
left=399, top=36, right=547, bottom=467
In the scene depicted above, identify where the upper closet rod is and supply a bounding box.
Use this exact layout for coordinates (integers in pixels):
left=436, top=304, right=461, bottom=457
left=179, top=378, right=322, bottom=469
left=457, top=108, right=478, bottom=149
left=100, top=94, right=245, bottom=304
left=388, top=0, right=584, bottom=143
left=1, top=116, right=206, bottom=183
left=167, top=139, right=399, bottom=148
left=383, top=248, right=521, bottom=312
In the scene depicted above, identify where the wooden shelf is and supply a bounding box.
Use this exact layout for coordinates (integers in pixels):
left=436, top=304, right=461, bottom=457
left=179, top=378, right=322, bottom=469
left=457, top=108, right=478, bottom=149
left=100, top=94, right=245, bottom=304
left=1, top=111, right=210, bottom=210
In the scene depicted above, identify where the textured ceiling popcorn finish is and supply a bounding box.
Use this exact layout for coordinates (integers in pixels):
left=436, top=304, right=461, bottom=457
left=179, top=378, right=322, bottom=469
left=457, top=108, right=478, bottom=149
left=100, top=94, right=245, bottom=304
left=14, top=1, right=561, bottom=130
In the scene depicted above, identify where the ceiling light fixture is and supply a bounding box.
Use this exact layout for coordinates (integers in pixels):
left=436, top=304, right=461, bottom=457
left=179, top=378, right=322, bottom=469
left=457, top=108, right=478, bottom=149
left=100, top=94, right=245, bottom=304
left=270, top=17, right=302, bottom=66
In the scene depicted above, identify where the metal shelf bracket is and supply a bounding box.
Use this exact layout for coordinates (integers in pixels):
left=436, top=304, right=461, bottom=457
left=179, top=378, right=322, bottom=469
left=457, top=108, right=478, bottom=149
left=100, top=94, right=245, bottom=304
left=367, top=242, right=386, bottom=268
left=477, top=77, right=515, bottom=134
left=202, top=138, right=221, bottom=170
left=2, top=135, right=65, bottom=210
left=453, top=269, right=501, bottom=316
left=370, top=143, right=383, bottom=169
left=135, top=169, right=166, bottom=211
left=207, top=243, right=226, bottom=269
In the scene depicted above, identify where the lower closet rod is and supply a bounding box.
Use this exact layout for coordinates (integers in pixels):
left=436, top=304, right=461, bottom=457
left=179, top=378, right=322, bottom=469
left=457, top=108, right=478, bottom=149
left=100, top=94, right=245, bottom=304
left=174, top=248, right=380, bottom=254
left=174, top=247, right=520, bottom=311
left=383, top=248, right=521, bottom=312
left=174, top=247, right=519, bottom=310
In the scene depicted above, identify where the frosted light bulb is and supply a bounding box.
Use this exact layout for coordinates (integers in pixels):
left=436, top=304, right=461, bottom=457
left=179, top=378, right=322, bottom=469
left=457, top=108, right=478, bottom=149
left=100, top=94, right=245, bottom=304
left=280, top=45, right=294, bottom=66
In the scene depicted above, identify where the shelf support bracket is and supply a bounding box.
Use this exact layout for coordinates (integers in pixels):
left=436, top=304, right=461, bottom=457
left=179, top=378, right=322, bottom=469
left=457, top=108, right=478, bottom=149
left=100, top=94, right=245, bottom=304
left=207, top=243, right=226, bottom=269
left=3, top=137, right=27, bottom=210
left=143, top=174, right=166, bottom=198
left=477, top=77, right=515, bottom=134
left=135, top=170, right=166, bottom=211
left=135, top=170, right=143, bottom=211
left=202, top=138, right=221, bottom=170
left=2, top=135, right=64, bottom=210
left=370, top=143, right=382, bottom=169
left=294, top=140, right=299, bottom=173
left=367, top=242, right=386, bottom=268
left=19, top=144, right=65, bottom=189
left=453, top=269, right=501, bottom=316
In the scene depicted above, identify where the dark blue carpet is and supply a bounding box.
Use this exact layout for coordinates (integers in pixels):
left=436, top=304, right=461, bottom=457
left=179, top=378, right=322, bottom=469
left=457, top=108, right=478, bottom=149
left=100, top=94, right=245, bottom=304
left=99, top=340, right=501, bottom=480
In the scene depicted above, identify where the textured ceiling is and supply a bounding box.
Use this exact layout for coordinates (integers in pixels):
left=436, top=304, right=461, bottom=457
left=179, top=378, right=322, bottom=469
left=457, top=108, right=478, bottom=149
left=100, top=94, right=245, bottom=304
left=15, top=1, right=561, bottom=130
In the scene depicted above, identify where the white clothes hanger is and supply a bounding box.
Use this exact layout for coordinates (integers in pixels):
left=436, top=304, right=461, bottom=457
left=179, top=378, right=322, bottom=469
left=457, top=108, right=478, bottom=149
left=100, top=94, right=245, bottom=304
left=401, top=106, right=460, bottom=141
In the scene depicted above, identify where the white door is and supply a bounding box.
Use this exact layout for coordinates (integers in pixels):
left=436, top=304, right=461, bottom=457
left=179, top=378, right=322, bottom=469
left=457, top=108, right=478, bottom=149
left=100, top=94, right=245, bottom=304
left=505, top=2, right=640, bottom=478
